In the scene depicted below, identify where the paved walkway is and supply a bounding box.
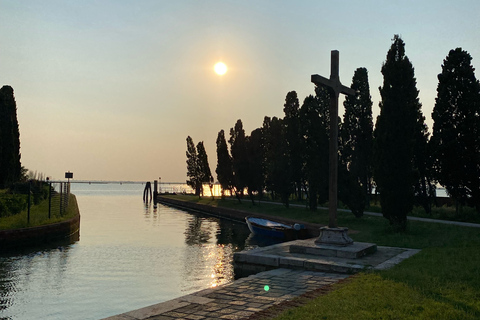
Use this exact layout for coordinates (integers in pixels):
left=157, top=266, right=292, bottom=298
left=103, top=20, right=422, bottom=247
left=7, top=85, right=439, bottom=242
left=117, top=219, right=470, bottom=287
left=103, top=269, right=348, bottom=320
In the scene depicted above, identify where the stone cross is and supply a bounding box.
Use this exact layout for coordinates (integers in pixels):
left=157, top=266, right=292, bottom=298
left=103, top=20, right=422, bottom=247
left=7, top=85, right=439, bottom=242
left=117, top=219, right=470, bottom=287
left=311, top=50, right=355, bottom=229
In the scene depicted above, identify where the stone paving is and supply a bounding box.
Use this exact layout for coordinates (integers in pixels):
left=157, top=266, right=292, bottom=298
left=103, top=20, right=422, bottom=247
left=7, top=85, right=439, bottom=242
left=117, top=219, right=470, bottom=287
left=103, top=268, right=349, bottom=320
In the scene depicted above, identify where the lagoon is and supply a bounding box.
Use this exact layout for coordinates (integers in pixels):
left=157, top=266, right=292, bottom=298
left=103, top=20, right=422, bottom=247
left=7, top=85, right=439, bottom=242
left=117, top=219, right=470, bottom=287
left=0, top=183, right=277, bottom=320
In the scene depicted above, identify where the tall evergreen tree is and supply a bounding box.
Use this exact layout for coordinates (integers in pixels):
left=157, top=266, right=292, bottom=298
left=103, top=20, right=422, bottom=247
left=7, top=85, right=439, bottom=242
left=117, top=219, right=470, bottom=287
left=342, top=68, right=374, bottom=207
left=263, top=116, right=292, bottom=207
left=245, top=128, right=264, bottom=204
left=196, top=141, right=214, bottom=198
left=229, top=119, right=248, bottom=201
left=283, top=91, right=303, bottom=201
left=215, top=129, right=234, bottom=198
left=412, top=110, right=435, bottom=214
left=0, top=86, right=21, bottom=188
left=186, top=136, right=201, bottom=196
left=373, top=35, right=422, bottom=231
left=299, top=94, right=329, bottom=210
left=431, top=48, right=480, bottom=212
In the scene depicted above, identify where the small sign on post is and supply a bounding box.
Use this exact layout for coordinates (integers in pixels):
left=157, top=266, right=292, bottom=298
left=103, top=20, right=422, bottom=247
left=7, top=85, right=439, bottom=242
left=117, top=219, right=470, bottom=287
left=64, top=172, right=73, bottom=211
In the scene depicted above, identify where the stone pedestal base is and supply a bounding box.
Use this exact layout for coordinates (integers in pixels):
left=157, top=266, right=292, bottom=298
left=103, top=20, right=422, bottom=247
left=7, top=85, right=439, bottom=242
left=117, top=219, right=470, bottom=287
left=290, top=239, right=377, bottom=259
left=314, top=227, right=353, bottom=246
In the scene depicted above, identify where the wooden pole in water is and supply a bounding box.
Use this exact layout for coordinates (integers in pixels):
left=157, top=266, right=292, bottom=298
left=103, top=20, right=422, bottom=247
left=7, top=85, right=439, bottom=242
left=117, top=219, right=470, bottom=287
left=153, top=180, right=158, bottom=201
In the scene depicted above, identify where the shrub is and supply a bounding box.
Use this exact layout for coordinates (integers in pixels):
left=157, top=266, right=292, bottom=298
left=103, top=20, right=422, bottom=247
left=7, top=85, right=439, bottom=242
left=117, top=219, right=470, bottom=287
left=0, top=194, right=27, bottom=218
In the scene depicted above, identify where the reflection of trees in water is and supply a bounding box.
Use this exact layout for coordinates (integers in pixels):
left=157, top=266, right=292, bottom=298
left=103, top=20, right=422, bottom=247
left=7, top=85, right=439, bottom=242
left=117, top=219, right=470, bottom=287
left=215, top=219, right=250, bottom=250
left=184, top=214, right=251, bottom=248
left=181, top=214, right=252, bottom=291
left=184, top=216, right=214, bottom=245
left=0, top=259, right=14, bottom=311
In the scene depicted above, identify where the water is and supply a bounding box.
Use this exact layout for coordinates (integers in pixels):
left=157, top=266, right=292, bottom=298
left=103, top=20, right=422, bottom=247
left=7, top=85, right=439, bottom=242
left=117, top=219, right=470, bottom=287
left=0, top=183, right=277, bottom=320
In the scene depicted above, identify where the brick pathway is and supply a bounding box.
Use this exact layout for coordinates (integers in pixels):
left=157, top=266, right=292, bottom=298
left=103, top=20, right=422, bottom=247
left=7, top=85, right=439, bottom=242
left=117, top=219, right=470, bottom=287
left=105, top=268, right=348, bottom=320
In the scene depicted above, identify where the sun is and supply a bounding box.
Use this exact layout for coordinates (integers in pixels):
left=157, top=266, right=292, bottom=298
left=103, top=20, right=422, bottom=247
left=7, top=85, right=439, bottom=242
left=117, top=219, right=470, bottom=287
left=214, top=62, right=227, bottom=75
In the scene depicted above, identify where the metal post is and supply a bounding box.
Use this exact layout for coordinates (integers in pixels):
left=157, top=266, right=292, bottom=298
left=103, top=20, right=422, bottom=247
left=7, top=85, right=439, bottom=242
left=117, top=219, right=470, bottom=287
left=48, top=181, right=52, bottom=219
left=66, top=182, right=70, bottom=208
left=27, top=180, right=31, bottom=224
left=59, top=182, right=63, bottom=215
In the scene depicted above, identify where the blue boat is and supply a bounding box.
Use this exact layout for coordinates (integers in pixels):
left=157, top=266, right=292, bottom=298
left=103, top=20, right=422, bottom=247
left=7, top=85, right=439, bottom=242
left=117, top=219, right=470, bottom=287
left=245, top=217, right=305, bottom=240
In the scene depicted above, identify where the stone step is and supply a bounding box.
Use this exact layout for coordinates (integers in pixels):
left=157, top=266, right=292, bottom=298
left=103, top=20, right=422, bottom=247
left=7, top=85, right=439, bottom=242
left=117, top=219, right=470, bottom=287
left=289, top=240, right=377, bottom=259
left=234, top=250, right=368, bottom=275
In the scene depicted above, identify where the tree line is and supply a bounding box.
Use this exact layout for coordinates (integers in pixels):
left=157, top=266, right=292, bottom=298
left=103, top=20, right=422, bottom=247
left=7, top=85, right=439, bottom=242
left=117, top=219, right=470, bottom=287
left=186, top=35, right=480, bottom=231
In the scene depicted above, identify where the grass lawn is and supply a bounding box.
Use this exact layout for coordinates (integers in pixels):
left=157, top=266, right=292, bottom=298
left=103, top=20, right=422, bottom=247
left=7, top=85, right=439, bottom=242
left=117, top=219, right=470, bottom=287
left=166, top=195, right=480, bottom=319
left=0, top=194, right=79, bottom=230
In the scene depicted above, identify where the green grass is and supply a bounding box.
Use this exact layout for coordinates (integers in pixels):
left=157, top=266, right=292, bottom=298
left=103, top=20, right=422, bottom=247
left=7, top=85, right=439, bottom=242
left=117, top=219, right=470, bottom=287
left=0, top=194, right=79, bottom=230
left=164, top=195, right=480, bottom=319
left=409, top=205, right=480, bottom=224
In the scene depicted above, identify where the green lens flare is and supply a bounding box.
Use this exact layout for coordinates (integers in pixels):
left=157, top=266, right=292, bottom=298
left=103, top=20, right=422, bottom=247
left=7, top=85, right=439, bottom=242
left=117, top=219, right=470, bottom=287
left=264, top=285, right=270, bottom=291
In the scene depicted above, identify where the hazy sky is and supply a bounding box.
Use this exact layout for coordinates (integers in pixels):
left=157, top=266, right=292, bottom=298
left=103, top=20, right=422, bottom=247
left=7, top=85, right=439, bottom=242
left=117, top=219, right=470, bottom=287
left=1, top=1, right=479, bottom=182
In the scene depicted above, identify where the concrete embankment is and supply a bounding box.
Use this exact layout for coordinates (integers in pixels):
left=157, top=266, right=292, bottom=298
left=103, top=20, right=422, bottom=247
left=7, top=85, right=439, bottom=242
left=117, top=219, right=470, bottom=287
left=0, top=195, right=80, bottom=252
left=156, top=195, right=323, bottom=238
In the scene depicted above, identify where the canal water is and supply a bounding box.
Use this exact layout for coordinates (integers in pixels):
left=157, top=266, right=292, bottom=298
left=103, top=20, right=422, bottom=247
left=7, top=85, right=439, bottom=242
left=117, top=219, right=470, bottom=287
left=0, top=183, right=278, bottom=320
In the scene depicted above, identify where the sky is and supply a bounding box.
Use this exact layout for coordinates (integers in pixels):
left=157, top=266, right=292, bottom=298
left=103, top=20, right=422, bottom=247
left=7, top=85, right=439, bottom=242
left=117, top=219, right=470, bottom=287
left=1, top=0, right=479, bottom=182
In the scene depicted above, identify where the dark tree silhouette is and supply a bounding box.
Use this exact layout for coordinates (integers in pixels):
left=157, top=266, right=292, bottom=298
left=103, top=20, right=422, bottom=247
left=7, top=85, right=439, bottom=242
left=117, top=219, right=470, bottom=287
left=431, top=48, right=480, bottom=213
left=374, top=35, right=422, bottom=231
left=299, top=94, right=329, bottom=210
left=0, top=86, right=21, bottom=188
left=245, top=128, right=264, bottom=204
left=196, top=141, right=214, bottom=198
left=186, top=136, right=201, bottom=196
left=412, top=110, right=435, bottom=214
left=215, top=129, right=234, bottom=198
left=229, top=119, right=248, bottom=201
left=263, top=116, right=292, bottom=207
left=283, top=91, right=303, bottom=201
left=341, top=68, right=374, bottom=208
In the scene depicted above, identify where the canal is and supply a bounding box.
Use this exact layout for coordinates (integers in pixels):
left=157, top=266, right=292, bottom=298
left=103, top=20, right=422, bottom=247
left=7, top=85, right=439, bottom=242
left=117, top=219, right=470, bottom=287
left=0, top=183, right=279, bottom=320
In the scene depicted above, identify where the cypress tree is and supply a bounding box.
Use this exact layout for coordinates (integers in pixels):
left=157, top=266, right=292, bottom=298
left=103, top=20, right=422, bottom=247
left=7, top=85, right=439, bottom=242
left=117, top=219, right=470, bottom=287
left=431, top=48, right=480, bottom=212
left=229, top=119, right=248, bottom=201
left=341, top=68, right=374, bottom=208
left=283, top=91, right=303, bottom=201
left=262, top=116, right=292, bottom=207
left=196, top=141, right=214, bottom=198
left=0, top=86, right=21, bottom=188
left=215, top=129, right=234, bottom=198
left=374, top=35, right=422, bottom=231
left=245, top=128, right=264, bottom=204
left=299, top=94, right=328, bottom=210
left=186, top=136, right=201, bottom=196
left=412, top=110, right=435, bottom=214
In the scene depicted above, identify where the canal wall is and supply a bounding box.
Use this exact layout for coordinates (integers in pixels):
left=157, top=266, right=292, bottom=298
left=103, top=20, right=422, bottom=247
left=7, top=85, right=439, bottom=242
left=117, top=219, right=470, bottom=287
left=0, top=195, right=80, bottom=251
left=156, top=195, right=323, bottom=238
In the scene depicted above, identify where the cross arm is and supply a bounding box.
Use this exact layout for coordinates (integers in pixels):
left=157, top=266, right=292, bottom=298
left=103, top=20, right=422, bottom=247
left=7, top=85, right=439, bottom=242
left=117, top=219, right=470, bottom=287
left=311, top=74, right=355, bottom=96
left=339, top=84, right=355, bottom=96
left=311, top=74, right=332, bottom=88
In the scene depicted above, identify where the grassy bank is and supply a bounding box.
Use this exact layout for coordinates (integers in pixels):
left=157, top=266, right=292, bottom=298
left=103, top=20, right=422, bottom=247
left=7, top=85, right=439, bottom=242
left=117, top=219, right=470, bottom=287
left=165, top=195, right=480, bottom=319
left=0, top=194, right=79, bottom=230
